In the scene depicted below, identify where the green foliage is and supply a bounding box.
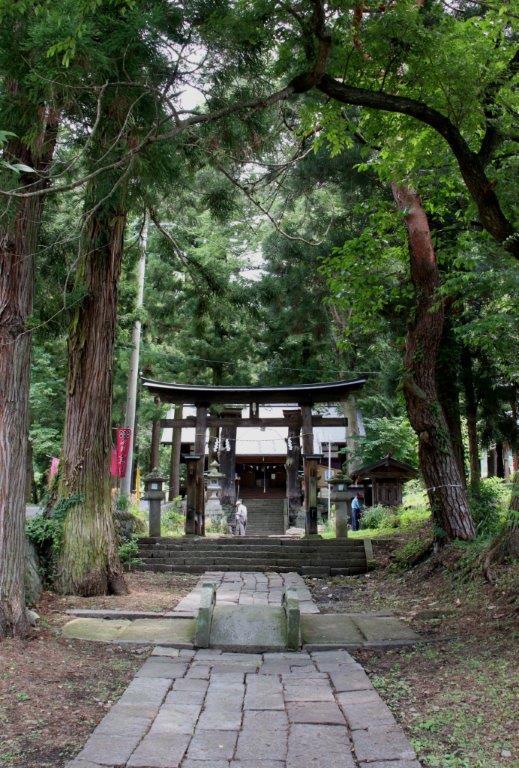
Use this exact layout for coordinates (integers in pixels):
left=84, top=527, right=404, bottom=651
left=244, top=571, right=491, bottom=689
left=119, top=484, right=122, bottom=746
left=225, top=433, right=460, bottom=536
left=161, top=503, right=185, bottom=537
left=117, top=535, right=142, bottom=570
left=25, top=494, right=84, bottom=578
left=359, top=505, right=388, bottom=530
left=468, top=477, right=510, bottom=537
left=391, top=536, right=433, bottom=570
left=359, top=498, right=431, bottom=533
left=357, top=415, right=418, bottom=468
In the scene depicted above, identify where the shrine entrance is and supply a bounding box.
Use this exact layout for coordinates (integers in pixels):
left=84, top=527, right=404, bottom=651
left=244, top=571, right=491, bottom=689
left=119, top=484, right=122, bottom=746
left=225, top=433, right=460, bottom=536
left=142, top=378, right=365, bottom=537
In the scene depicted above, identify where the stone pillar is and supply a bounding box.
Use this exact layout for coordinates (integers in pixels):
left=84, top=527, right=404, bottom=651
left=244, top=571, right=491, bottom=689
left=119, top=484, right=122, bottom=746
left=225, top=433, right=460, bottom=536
left=149, top=418, right=161, bottom=472
left=284, top=409, right=302, bottom=527
left=184, top=454, right=200, bottom=535
left=143, top=469, right=166, bottom=538
left=329, top=479, right=349, bottom=538
left=194, top=405, right=208, bottom=535
left=303, top=454, right=322, bottom=536
left=168, top=404, right=183, bottom=501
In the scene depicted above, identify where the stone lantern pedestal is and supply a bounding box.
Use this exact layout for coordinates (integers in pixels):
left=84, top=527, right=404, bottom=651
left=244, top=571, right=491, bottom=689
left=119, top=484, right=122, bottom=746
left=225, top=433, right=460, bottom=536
left=143, top=468, right=167, bottom=537
left=329, top=476, right=351, bottom=538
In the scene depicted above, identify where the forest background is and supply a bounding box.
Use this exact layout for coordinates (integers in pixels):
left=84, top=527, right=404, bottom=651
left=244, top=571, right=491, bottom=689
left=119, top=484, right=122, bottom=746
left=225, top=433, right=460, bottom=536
left=0, top=0, right=518, bottom=637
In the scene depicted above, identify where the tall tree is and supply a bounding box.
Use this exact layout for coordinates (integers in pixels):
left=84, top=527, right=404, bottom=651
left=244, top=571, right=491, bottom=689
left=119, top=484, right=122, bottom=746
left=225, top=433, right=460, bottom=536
left=56, top=0, right=182, bottom=594
left=0, top=0, right=72, bottom=635
left=392, top=184, right=475, bottom=540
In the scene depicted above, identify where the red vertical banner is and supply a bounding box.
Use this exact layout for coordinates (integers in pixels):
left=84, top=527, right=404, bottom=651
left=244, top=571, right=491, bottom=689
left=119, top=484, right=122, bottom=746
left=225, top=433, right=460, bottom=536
left=112, top=427, right=132, bottom=478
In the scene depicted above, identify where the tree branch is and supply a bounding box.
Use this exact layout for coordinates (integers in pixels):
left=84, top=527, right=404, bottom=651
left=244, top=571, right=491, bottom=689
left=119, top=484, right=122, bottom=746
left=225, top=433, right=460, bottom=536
left=317, top=75, right=518, bottom=258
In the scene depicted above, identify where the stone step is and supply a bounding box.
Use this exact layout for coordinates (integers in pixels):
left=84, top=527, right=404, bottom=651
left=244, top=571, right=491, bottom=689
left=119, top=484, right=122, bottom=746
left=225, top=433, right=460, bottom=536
left=138, top=549, right=366, bottom=559
left=138, top=546, right=365, bottom=557
left=139, top=555, right=367, bottom=569
left=135, top=561, right=367, bottom=575
left=138, top=538, right=366, bottom=549
left=138, top=535, right=365, bottom=545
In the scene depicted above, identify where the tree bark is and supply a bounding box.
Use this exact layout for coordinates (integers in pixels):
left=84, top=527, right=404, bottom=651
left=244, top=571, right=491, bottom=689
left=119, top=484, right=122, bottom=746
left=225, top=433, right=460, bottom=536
left=391, top=184, right=475, bottom=540
left=460, top=346, right=480, bottom=490
left=56, top=173, right=128, bottom=596
left=0, top=120, right=57, bottom=637
left=437, top=311, right=466, bottom=485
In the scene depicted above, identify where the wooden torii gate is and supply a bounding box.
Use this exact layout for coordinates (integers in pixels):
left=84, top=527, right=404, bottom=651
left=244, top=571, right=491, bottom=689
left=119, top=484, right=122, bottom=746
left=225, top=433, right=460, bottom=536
left=142, top=378, right=365, bottom=536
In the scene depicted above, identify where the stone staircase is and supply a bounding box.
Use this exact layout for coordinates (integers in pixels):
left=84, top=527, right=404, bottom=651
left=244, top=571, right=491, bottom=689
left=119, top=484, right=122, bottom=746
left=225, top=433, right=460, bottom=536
left=136, top=536, right=370, bottom=576
left=244, top=497, right=286, bottom=535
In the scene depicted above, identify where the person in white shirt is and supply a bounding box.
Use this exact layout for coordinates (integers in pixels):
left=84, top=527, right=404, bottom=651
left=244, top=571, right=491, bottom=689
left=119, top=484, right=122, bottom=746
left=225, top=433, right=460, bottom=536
left=235, top=499, right=248, bottom=536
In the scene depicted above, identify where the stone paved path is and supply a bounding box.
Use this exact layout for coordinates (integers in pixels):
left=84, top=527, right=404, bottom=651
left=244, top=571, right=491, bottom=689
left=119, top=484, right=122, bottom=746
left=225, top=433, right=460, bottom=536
left=173, top=571, right=319, bottom=616
left=68, top=648, right=420, bottom=768
left=67, top=572, right=421, bottom=768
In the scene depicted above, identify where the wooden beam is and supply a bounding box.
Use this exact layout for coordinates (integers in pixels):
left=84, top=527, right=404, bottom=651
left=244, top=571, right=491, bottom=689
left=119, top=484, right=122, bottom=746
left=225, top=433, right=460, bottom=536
left=160, top=416, right=348, bottom=429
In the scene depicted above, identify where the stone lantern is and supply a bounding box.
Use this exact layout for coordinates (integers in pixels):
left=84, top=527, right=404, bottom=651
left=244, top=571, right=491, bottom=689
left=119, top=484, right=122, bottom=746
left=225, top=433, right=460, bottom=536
left=329, top=473, right=352, bottom=538
left=143, top=468, right=166, bottom=537
left=204, top=459, right=225, bottom=527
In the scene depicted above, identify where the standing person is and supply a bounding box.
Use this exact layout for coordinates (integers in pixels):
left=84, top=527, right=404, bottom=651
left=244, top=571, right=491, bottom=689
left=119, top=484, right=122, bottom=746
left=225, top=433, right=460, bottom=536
left=235, top=499, right=248, bottom=536
left=351, top=492, right=364, bottom=532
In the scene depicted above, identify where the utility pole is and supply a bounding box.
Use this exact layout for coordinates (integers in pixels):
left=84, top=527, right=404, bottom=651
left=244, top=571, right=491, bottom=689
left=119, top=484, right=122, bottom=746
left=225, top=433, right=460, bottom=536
left=120, top=212, right=149, bottom=497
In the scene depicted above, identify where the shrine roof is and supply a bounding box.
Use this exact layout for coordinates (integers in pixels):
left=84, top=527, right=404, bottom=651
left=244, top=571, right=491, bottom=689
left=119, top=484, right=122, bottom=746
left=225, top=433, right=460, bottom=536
left=142, top=378, right=365, bottom=405
left=355, top=454, right=418, bottom=479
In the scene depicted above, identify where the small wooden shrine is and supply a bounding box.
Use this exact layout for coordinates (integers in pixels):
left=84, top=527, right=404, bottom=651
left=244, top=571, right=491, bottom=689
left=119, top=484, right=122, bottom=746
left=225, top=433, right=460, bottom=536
left=354, top=454, right=418, bottom=507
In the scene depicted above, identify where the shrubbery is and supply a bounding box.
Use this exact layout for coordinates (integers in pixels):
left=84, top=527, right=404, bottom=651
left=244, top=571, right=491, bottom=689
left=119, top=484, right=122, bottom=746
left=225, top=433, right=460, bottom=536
left=358, top=501, right=430, bottom=532
left=359, top=505, right=387, bottom=530
left=468, top=477, right=510, bottom=537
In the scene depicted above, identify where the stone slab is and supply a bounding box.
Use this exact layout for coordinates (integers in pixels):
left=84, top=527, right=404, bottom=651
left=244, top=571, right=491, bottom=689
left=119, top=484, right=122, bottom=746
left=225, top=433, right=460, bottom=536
left=126, top=733, right=190, bottom=767
left=78, top=734, right=142, bottom=765
left=67, top=761, right=114, bottom=768
left=301, top=614, right=364, bottom=646
left=351, top=726, right=417, bottom=763
left=329, top=669, right=372, bottom=691
left=353, top=616, right=420, bottom=643
left=63, top=617, right=196, bottom=646
left=286, top=723, right=356, bottom=768
left=148, top=703, right=201, bottom=734
left=209, top=604, right=287, bottom=651
left=287, top=701, right=346, bottom=724
left=136, top=658, right=188, bottom=679
left=231, top=763, right=285, bottom=768
left=62, top=618, right=129, bottom=642
left=235, top=712, right=288, bottom=761
left=119, top=618, right=195, bottom=645
left=186, top=729, right=238, bottom=760
left=195, top=581, right=216, bottom=648
left=359, top=762, right=422, bottom=768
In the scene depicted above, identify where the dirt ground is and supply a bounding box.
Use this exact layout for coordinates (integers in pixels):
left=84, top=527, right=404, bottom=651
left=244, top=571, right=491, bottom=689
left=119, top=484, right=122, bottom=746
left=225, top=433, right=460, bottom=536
left=308, top=537, right=519, bottom=768
left=0, top=572, right=198, bottom=768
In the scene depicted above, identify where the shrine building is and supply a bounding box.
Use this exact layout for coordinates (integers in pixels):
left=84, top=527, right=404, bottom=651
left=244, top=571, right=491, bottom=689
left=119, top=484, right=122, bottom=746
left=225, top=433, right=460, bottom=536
left=143, top=378, right=365, bottom=536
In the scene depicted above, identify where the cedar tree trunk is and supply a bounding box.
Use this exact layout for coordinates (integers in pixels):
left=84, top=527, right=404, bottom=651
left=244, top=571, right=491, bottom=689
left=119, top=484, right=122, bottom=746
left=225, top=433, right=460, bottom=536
left=0, top=124, right=56, bottom=637
left=392, top=184, right=475, bottom=541
left=56, top=176, right=128, bottom=596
